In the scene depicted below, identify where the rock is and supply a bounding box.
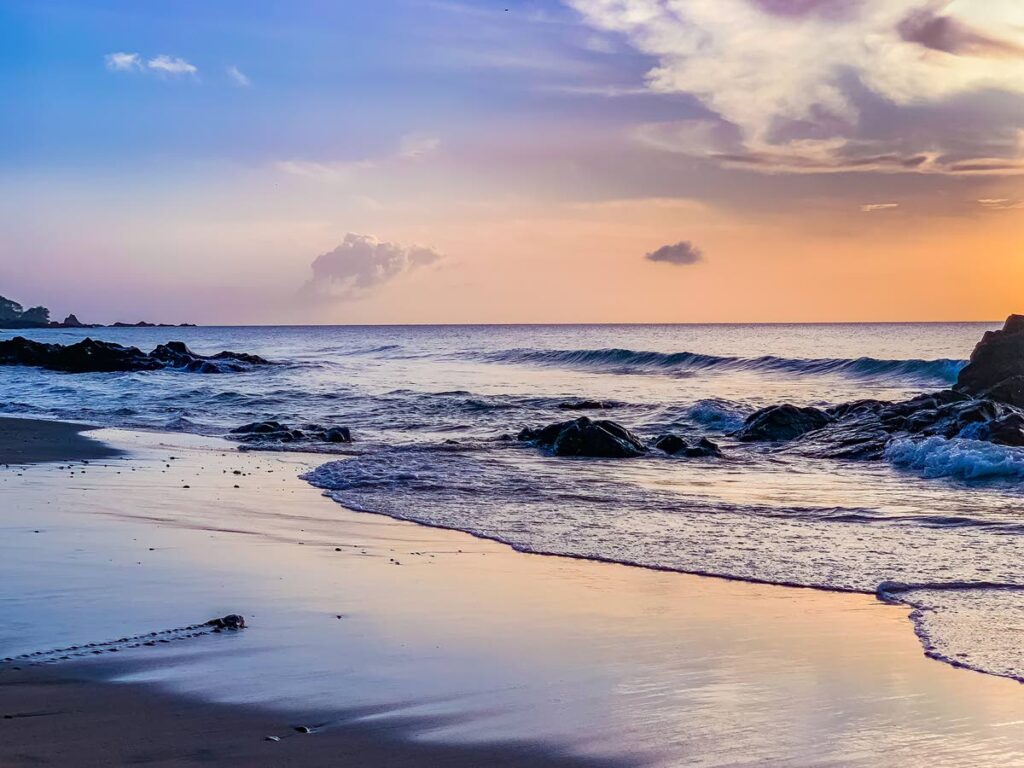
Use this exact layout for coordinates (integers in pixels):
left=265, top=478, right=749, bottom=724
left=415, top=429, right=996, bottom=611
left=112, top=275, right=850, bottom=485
left=60, top=314, right=86, bottom=328
left=654, top=435, right=722, bottom=457
left=0, top=336, right=270, bottom=374
left=684, top=437, right=723, bottom=457
left=955, top=315, right=1024, bottom=404
left=231, top=421, right=289, bottom=435
left=557, top=400, right=615, bottom=411
left=205, top=614, right=245, bottom=630
left=733, top=404, right=831, bottom=442
left=654, top=434, right=688, bottom=454
left=322, top=427, right=351, bottom=443
left=520, top=417, right=646, bottom=458
left=230, top=421, right=352, bottom=445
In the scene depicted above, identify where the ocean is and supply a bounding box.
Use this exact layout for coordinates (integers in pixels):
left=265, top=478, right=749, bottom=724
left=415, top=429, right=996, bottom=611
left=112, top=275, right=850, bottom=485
left=1, top=322, right=1021, bottom=683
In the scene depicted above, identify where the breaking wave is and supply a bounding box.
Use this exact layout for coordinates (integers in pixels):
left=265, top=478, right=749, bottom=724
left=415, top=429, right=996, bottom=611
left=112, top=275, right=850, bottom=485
left=476, top=348, right=965, bottom=385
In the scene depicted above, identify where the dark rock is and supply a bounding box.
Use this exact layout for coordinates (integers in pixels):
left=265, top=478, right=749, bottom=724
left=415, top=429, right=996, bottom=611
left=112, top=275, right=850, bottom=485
left=322, top=427, right=351, bottom=443
left=684, top=437, right=723, bottom=457
left=654, top=434, right=688, bottom=454
left=0, top=336, right=270, bottom=374
left=557, top=400, right=615, bottom=411
left=955, top=315, right=1024, bottom=404
left=231, top=421, right=288, bottom=435
left=0, top=336, right=161, bottom=373
left=733, top=404, right=831, bottom=442
left=205, top=614, right=245, bottom=630
left=60, top=314, right=87, bottom=328
left=520, top=417, right=646, bottom=458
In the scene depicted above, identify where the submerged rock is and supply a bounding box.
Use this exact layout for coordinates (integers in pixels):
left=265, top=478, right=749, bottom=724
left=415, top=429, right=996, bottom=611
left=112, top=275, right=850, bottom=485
left=557, top=400, right=616, bottom=411
left=0, top=336, right=271, bottom=374
left=520, top=416, right=646, bottom=458
left=733, top=404, right=831, bottom=442
left=654, top=434, right=723, bottom=457
left=955, top=315, right=1024, bottom=405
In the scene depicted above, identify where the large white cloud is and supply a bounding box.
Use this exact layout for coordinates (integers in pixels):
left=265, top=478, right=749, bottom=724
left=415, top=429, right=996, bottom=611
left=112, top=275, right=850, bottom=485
left=303, top=233, right=444, bottom=299
left=567, top=0, right=1024, bottom=173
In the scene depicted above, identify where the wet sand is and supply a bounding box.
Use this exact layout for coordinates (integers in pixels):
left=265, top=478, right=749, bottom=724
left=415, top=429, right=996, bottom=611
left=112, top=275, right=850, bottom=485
left=1, top=665, right=621, bottom=768
left=0, top=423, right=1022, bottom=766
left=0, top=417, right=120, bottom=464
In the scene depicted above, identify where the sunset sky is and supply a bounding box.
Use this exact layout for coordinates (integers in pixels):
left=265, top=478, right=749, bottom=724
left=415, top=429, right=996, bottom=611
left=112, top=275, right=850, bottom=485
left=2, top=0, right=1023, bottom=324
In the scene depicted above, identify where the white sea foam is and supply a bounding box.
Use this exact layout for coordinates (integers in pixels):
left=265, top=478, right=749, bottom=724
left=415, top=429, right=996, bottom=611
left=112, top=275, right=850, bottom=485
left=885, top=436, right=1024, bottom=481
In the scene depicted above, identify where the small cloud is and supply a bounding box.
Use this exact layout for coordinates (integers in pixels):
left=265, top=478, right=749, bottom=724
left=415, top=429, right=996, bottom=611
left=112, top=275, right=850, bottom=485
left=146, top=55, right=197, bottom=76
left=302, top=233, right=444, bottom=299
left=978, top=198, right=1024, bottom=210
left=860, top=203, right=900, bottom=212
left=277, top=135, right=439, bottom=183
left=105, top=52, right=141, bottom=71
left=274, top=159, right=374, bottom=182
left=398, top=134, right=441, bottom=159
left=227, top=65, right=251, bottom=87
left=645, top=241, right=703, bottom=266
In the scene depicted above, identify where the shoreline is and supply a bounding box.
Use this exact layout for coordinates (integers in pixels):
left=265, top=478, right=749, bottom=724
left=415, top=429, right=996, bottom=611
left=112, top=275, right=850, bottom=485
left=0, top=419, right=1022, bottom=765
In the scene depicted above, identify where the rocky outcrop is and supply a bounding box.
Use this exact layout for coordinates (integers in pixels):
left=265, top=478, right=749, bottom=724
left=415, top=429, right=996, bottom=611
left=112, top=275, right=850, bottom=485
left=519, top=416, right=646, bottom=458
left=955, top=315, right=1024, bottom=405
left=732, top=404, right=831, bottom=442
left=0, top=336, right=270, bottom=374
left=230, top=421, right=352, bottom=445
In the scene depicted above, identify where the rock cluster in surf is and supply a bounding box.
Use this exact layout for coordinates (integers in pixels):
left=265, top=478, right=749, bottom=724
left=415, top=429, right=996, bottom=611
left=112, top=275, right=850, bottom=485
left=230, top=420, right=352, bottom=445
left=518, top=416, right=722, bottom=459
left=0, top=337, right=270, bottom=374
left=519, top=316, right=1024, bottom=462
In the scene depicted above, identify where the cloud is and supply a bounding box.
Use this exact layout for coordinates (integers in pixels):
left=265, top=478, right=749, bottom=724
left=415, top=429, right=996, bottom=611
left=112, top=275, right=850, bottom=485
left=302, top=233, right=444, bottom=298
left=146, top=55, right=197, bottom=76
left=861, top=203, right=900, bottom=212
left=977, top=198, right=1024, bottom=210
left=226, top=65, right=251, bottom=87
left=645, top=240, right=704, bottom=266
left=105, top=52, right=141, bottom=71
left=398, top=134, right=441, bottom=159
left=568, top=0, right=1024, bottom=175
left=277, top=134, right=440, bottom=182
left=105, top=52, right=198, bottom=78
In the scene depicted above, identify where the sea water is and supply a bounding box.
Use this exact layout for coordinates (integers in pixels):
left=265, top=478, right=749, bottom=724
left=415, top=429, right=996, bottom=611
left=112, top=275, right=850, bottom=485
left=1, top=322, right=1021, bottom=681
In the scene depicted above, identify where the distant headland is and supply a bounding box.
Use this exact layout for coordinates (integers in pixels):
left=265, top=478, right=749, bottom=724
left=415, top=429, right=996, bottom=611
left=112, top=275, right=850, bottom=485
left=0, top=294, right=196, bottom=329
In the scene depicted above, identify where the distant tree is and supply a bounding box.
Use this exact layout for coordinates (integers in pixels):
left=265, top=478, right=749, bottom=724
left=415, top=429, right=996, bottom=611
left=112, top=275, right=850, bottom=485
left=0, top=295, right=25, bottom=321
left=21, top=305, right=50, bottom=324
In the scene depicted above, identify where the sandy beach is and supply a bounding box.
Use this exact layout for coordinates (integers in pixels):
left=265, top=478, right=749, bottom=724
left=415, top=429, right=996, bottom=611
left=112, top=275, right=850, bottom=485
left=0, top=417, right=1021, bottom=767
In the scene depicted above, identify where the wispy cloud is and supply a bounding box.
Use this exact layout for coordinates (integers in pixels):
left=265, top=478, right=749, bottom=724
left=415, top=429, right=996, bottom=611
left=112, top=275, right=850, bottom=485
left=861, top=203, right=900, bottom=212
left=398, top=134, right=441, bottom=159
left=226, top=65, right=251, bottom=87
left=645, top=241, right=704, bottom=266
left=977, top=198, right=1024, bottom=210
left=277, top=133, right=441, bottom=182
left=105, top=52, right=198, bottom=78
left=301, top=233, right=444, bottom=299
left=146, top=55, right=197, bottom=76
left=104, top=52, right=141, bottom=72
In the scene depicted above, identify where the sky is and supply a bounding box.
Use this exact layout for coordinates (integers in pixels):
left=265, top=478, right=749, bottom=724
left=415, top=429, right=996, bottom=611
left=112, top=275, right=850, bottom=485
left=1, top=0, right=1023, bottom=324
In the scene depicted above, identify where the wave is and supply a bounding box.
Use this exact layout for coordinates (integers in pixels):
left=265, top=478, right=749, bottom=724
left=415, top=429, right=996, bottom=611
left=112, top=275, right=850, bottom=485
left=476, top=348, right=965, bottom=385
left=885, top=436, right=1024, bottom=481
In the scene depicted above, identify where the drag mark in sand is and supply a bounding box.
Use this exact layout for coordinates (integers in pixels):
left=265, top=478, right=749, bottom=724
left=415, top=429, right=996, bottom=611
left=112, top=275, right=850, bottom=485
left=0, top=615, right=245, bottom=668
